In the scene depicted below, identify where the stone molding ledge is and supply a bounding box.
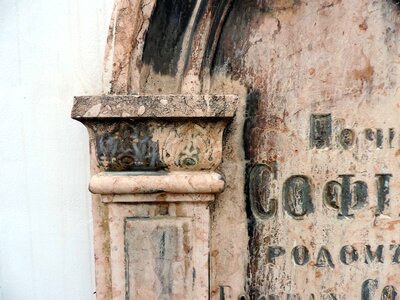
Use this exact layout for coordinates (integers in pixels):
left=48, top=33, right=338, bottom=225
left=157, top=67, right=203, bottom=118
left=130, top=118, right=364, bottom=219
left=89, top=171, right=225, bottom=195
left=100, top=193, right=215, bottom=203
left=72, top=94, right=237, bottom=119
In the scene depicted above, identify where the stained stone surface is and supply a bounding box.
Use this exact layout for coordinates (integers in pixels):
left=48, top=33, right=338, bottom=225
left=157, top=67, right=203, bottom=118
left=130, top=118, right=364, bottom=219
left=89, top=173, right=216, bottom=300
left=75, top=93, right=234, bottom=300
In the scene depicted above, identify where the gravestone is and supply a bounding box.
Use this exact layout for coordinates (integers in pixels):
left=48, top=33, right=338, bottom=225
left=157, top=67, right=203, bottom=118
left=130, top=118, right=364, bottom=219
left=72, top=0, right=400, bottom=298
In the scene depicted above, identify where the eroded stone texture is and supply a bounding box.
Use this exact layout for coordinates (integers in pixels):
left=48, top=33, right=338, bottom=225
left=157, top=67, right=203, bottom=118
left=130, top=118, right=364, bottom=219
left=94, top=0, right=248, bottom=298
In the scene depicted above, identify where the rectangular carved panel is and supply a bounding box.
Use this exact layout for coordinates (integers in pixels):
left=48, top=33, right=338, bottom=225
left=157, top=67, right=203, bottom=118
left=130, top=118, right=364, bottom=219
left=125, top=217, right=193, bottom=300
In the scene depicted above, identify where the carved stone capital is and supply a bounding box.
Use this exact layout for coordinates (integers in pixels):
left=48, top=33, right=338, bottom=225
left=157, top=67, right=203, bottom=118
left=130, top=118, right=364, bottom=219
left=72, top=95, right=237, bottom=172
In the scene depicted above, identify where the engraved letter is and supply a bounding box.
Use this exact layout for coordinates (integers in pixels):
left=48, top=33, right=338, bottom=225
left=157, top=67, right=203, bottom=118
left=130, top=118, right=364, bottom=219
left=389, top=128, right=395, bottom=148
left=249, top=164, right=277, bottom=219
left=283, top=176, right=313, bottom=218
left=376, top=174, right=392, bottom=216
left=340, top=129, right=355, bottom=149
left=219, top=286, right=232, bottom=300
left=316, top=246, right=334, bottom=268
left=365, top=128, right=385, bottom=148
left=340, top=245, right=359, bottom=265
left=365, top=245, right=384, bottom=264
left=310, top=114, right=332, bottom=148
left=267, top=246, right=286, bottom=264
left=361, top=279, right=378, bottom=300
left=390, top=245, right=400, bottom=264
left=292, top=245, right=310, bottom=266
left=377, top=129, right=384, bottom=148
left=365, top=129, right=375, bottom=141
left=324, top=175, right=368, bottom=217
left=382, top=286, right=398, bottom=300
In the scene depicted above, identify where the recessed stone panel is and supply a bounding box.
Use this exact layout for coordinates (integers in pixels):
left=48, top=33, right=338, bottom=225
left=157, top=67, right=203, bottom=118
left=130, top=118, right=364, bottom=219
left=125, top=217, right=193, bottom=300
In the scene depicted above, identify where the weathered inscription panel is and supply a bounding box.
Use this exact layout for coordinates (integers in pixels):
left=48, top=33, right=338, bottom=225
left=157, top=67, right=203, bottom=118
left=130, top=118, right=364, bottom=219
left=246, top=112, right=400, bottom=299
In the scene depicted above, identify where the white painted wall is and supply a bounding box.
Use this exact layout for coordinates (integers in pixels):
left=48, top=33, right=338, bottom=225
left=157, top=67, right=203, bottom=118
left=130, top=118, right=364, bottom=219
left=0, top=1, right=114, bottom=299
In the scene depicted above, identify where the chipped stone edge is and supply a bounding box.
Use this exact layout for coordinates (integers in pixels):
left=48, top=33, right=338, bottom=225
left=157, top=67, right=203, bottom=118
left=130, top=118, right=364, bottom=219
left=71, top=94, right=238, bottom=120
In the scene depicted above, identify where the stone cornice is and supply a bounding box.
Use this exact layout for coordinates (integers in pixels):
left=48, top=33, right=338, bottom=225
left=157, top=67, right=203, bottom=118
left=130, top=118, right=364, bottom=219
left=71, top=94, right=238, bottom=120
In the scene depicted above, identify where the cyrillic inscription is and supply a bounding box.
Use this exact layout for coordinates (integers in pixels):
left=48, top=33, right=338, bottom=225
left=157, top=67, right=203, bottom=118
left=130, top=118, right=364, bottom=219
left=246, top=112, right=400, bottom=298
left=249, top=172, right=392, bottom=219
left=260, top=244, right=400, bottom=267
